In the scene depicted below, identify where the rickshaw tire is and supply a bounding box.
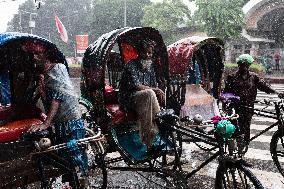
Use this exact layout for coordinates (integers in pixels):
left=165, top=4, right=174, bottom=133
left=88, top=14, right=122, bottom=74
left=270, top=129, right=284, bottom=178
left=215, top=162, right=263, bottom=189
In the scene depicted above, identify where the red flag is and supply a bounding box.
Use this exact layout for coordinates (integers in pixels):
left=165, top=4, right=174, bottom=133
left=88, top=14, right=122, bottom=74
left=54, top=15, right=68, bottom=43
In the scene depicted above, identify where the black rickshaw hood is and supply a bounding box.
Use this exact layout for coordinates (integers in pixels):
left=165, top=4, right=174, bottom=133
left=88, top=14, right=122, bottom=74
left=83, top=27, right=168, bottom=71
left=0, top=32, right=67, bottom=71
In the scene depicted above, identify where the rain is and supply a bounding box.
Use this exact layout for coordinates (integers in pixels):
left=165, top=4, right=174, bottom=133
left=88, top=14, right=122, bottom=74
left=0, top=0, right=283, bottom=188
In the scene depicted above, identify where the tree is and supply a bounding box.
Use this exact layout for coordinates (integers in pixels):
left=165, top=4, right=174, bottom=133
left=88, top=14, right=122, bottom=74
left=6, top=0, right=151, bottom=55
left=88, top=0, right=150, bottom=41
left=193, top=0, right=244, bottom=41
left=142, top=0, right=191, bottom=44
left=7, top=0, right=93, bottom=56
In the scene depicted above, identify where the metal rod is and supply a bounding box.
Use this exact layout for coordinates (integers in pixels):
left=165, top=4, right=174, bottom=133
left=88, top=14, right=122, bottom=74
left=175, top=125, right=217, bottom=142
left=186, top=151, right=220, bottom=179
left=124, top=0, right=127, bottom=27
left=250, top=121, right=279, bottom=141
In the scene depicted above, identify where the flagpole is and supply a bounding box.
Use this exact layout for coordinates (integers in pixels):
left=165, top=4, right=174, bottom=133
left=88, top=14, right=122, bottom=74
left=124, top=0, right=127, bottom=27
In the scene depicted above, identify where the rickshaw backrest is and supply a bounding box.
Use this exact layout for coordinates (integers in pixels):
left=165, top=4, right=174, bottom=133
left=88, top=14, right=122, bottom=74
left=121, top=42, right=139, bottom=64
left=105, top=42, right=140, bottom=89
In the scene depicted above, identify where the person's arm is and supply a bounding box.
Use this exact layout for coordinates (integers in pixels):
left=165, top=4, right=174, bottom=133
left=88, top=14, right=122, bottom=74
left=44, top=99, right=60, bottom=126
left=255, top=75, right=284, bottom=98
left=255, top=75, right=276, bottom=94
left=28, top=99, right=60, bottom=132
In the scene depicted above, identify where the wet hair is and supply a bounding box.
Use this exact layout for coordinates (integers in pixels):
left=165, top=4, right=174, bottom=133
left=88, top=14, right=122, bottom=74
left=138, top=39, right=156, bottom=58
left=141, top=39, right=156, bottom=50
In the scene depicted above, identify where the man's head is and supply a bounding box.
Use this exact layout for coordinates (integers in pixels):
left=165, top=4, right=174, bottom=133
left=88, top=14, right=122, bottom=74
left=236, top=54, right=254, bottom=74
left=33, top=51, right=53, bottom=73
left=140, top=39, right=156, bottom=60
left=21, top=42, right=54, bottom=73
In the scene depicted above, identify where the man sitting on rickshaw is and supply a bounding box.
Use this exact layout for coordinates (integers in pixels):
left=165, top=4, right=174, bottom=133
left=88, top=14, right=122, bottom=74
left=119, top=39, right=165, bottom=148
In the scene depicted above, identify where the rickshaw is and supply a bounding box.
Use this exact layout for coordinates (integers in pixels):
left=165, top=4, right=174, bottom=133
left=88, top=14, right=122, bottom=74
left=80, top=27, right=264, bottom=188
left=0, top=32, right=103, bottom=189
left=167, top=36, right=225, bottom=148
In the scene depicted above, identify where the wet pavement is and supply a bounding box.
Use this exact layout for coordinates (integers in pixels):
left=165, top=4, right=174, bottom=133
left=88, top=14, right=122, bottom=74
left=69, top=79, right=284, bottom=188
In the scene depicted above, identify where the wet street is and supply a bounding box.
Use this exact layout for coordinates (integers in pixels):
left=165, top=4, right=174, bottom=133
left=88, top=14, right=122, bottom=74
left=71, top=79, right=284, bottom=188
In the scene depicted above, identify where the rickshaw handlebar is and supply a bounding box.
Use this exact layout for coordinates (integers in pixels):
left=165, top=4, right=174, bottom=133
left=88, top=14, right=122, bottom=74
left=39, top=127, right=103, bottom=152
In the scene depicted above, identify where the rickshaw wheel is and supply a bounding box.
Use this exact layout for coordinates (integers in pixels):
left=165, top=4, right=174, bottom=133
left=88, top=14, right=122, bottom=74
left=215, top=161, right=263, bottom=189
left=147, top=131, right=187, bottom=188
left=79, top=98, right=92, bottom=123
left=270, top=130, right=284, bottom=178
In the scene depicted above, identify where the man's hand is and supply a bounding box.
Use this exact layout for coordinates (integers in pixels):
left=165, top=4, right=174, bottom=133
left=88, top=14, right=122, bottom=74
left=28, top=122, right=50, bottom=133
left=153, top=88, right=165, bottom=106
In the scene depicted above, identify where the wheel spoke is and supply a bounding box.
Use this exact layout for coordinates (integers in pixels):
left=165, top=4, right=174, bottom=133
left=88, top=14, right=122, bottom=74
left=237, top=168, right=249, bottom=189
left=224, top=170, right=232, bottom=189
left=216, top=165, right=262, bottom=189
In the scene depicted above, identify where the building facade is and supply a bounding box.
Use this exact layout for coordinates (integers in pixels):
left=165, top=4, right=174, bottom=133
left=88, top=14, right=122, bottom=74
left=227, top=0, right=284, bottom=64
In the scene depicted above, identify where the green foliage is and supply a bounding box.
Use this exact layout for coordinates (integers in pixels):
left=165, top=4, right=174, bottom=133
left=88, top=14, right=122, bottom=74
left=250, top=63, right=266, bottom=74
left=194, top=0, right=245, bottom=41
left=7, top=0, right=150, bottom=56
left=224, top=63, right=266, bottom=76
left=7, top=0, right=93, bottom=56
left=89, top=0, right=150, bottom=41
left=69, top=63, right=81, bottom=68
left=142, top=0, right=191, bottom=44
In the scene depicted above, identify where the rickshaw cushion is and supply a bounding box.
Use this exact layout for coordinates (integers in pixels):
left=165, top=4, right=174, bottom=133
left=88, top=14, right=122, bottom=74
left=106, top=104, right=136, bottom=125
left=0, top=118, right=43, bottom=143
left=105, top=85, right=118, bottom=104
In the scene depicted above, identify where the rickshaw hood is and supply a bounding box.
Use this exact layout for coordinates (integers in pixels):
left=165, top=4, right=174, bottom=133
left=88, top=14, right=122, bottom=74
left=0, top=32, right=67, bottom=71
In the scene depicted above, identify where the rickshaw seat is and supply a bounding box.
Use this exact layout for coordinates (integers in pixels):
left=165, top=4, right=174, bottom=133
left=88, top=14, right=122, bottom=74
left=0, top=105, right=45, bottom=143
left=106, top=104, right=136, bottom=125
left=0, top=119, right=43, bottom=143
left=104, top=85, right=137, bottom=125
